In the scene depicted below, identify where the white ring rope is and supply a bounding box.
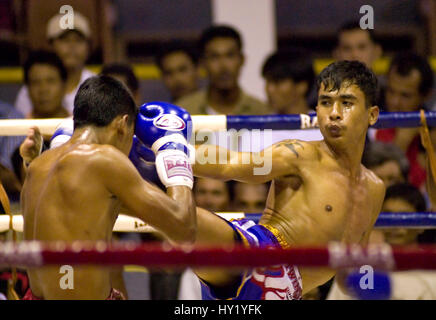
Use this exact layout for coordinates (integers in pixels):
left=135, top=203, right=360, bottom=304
left=0, top=212, right=246, bottom=233
left=0, top=116, right=227, bottom=136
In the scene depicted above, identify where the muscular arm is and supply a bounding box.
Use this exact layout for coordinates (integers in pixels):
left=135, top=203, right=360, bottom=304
left=193, top=139, right=315, bottom=183
left=97, top=146, right=196, bottom=243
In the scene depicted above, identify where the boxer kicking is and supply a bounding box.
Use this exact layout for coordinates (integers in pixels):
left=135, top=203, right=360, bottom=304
left=21, top=75, right=196, bottom=300
left=191, top=60, right=386, bottom=299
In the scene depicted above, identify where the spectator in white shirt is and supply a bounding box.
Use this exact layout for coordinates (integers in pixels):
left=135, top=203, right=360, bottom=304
left=15, top=11, right=95, bottom=116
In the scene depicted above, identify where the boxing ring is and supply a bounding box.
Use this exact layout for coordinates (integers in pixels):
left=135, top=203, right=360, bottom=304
left=2, top=110, right=436, bottom=300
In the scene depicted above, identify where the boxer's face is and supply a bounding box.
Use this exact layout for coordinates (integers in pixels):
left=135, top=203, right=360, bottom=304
left=316, top=82, right=379, bottom=146
left=28, top=64, right=65, bottom=117
left=385, top=67, right=424, bottom=112
left=203, top=37, right=243, bottom=90
left=160, top=51, right=198, bottom=101
left=335, top=29, right=380, bottom=68
left=52, top=31, right=89, bottom=70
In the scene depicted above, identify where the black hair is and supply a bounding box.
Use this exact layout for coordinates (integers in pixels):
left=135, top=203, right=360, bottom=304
left=100, top=63, right=139, bottom=95
left=336, top=20, right=377, bottom=46
left=23, top=50, right=67, bottom=85
left=317, top=60, right=378, bottom=107
left=199, top=25, right=242, bottom=56
left=262, top=49, right=315, bottom=97
left=389, top=52, right=434, bottom=97
left=362, top=141, right=409, bottom=180
left=155, top=41, right=198, bottom=70
left=73, top=75, right=137, bottom=129
left=384, top=183, right=427, bottom=212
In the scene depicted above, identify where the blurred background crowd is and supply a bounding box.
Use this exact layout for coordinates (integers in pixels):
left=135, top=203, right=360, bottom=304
left=0, top=0, right=436, bottom=300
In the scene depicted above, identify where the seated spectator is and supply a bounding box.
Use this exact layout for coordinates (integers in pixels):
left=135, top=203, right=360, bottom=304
left=194, top=177, right=231, bottom=212
left=231, top=182, right=269, bottom=213
left=333, top=20, right=382, bottom=70
left=24, top=50, right=69, bottom=119
left=261, top=49, right=315, bottom=114
left=362, top=141, right=409, bottom=187
left=100, top=63, right=140, bottom=105
left=375, top=183, right=426, bottom=246
left=372, top=52, right=434, bottom=189
left=332, top=20, right=385, bottom=107
left=328, top=183, right=436, bottom=300
left=176, top=25, right=268, bottom=115
left=382, top=52, right=434, bottom=114
left=155, top=42, right=200, bottom=102
left=15, top=11, right=94, bottom=116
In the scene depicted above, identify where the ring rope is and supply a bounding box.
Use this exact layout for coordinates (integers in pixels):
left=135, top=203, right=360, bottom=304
left=0, top=241, right=436, bottom=271
left=1, top=111, right=436, bottom=136
left=1, top=212, right=435, bottom=233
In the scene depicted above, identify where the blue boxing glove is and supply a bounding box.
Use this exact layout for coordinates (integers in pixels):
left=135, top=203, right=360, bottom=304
left=50, top=118, right=74, bottom=149
left=135, top=101, right=193, bottom=189
left=129, top=135, right=165, bottom=191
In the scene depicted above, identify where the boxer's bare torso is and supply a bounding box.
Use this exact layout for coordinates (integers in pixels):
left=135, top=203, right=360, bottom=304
left=259, top=140, right=384, bottom=292
left=22, top=127, right=196, bottom=299
left=193, top=82, right=385, bottom=294
left=23, top=141, right=120, bottom=299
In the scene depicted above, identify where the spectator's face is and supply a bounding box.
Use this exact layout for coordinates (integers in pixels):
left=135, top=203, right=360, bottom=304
left=203, top=37, right=243, bottom=90
left=232, top=183, right=268, bottom=213
left=265, top=78, right=306, bottom=113
left=371, top=160, right=404, bottom=187
left=28, top=64, right=65, bottom=117
left=194, top=178, right=229, bottom=211
left=52, top=31, right=89, bottom=70
left=385, top=68, right=424, bottom=112
left=335, top=29, right=380, bottom=68
left=381, top=198, right=422, bottom=245
left=160, top=51, right=198, bottom=101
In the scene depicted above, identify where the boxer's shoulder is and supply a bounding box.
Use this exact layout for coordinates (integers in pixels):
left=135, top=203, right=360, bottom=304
left=362, top=165, right=386, bottom=196
left=82, top=144, right=127, bottom=164
left=273, top=139, right=319, bottom=161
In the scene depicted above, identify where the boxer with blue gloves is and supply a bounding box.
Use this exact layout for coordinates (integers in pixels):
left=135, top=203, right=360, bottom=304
left=21, top=75, right=196, bottom=300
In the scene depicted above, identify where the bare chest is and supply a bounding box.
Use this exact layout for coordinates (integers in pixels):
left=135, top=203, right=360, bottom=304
left=304, top=166, right=374, bottom=243
left=270, top=164, right=375, bottom=244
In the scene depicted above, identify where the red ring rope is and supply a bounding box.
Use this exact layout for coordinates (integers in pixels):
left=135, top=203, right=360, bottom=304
left=2, top=241, right=436, bottom=271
